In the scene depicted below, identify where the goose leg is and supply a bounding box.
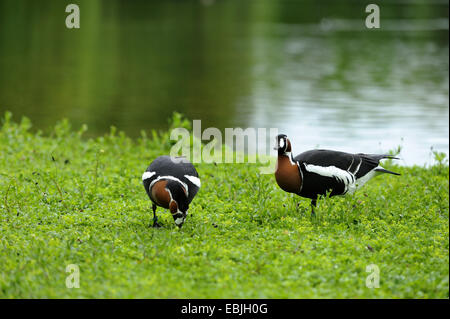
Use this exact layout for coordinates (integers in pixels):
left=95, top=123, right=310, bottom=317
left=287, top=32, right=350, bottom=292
left=151, top=203, right=161, bottom=228
left=311, top=199, right=317, bottom=217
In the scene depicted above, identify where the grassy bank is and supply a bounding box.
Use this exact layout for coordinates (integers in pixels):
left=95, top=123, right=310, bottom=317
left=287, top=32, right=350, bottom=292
left=0, top=113, right=448, bottom=298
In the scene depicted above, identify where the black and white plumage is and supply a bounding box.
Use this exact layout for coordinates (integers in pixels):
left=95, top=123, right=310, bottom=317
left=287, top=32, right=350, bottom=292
left=274, top=134, right=400, bottom=215
left=142, top=155, right=200, bottom=228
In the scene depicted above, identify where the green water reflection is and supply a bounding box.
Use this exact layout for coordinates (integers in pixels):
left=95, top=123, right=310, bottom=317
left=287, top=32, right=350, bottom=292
left=0, top=0, right=448, bottom=164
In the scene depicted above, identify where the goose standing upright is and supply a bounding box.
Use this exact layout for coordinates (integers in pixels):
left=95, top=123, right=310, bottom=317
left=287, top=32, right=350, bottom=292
left=274, top=134, right=400, bottom=215
left=142, top=155, right=201, bottom=228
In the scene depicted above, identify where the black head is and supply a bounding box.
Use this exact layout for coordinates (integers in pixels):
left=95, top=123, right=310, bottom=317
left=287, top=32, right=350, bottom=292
left=165, top=180, right=189, bottom=228
left=274, top=134, right=291, bottom=155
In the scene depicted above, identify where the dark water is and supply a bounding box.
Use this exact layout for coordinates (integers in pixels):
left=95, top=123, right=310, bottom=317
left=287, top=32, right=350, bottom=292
left=0, top=0, right=448, bottom=165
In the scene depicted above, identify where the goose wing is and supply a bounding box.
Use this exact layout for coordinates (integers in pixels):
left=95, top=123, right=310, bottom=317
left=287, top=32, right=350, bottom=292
left=294, top=150, right=395, bottom=178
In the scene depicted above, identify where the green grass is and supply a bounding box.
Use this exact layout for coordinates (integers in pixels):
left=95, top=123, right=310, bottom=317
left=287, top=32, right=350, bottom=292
left=0, top=112, right=448, bottom=298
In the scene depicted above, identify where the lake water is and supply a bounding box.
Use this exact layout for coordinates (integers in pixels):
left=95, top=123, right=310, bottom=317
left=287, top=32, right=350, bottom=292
left=0, top=0, right=448, bottom=165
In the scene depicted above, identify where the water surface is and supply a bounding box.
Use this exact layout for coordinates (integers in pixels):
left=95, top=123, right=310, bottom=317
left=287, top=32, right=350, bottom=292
left=0, top=0, right=448, bottom=164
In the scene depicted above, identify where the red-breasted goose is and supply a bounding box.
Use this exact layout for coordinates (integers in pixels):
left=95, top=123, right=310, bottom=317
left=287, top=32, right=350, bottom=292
left=274, top=134, right=400, bottom=215
left=142, top=155, right=200, bottom=228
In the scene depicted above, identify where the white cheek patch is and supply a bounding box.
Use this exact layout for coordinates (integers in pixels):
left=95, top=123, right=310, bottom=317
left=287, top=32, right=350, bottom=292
left=142, top=171, right=156, bottom=181
left=279, top=139, right=285, bottom=148
left=174, top=215, right=185, bottom=225
left=184, top=175, right=201, bottom=188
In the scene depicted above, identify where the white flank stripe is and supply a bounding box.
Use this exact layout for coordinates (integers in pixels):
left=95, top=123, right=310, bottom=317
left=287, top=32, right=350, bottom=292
left=304, top=164, right=352, bottom=182
left=304, top=163, right=356, bottom=194
left=142, top=171, right=156, bottom=181
left=184, top=175, right=201, bottom=188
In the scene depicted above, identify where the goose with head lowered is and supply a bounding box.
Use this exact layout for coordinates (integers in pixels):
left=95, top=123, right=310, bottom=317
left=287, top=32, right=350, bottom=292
left=274, top=134, right=400, bottom=215
left=142, top=155, right=201, bottom=228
